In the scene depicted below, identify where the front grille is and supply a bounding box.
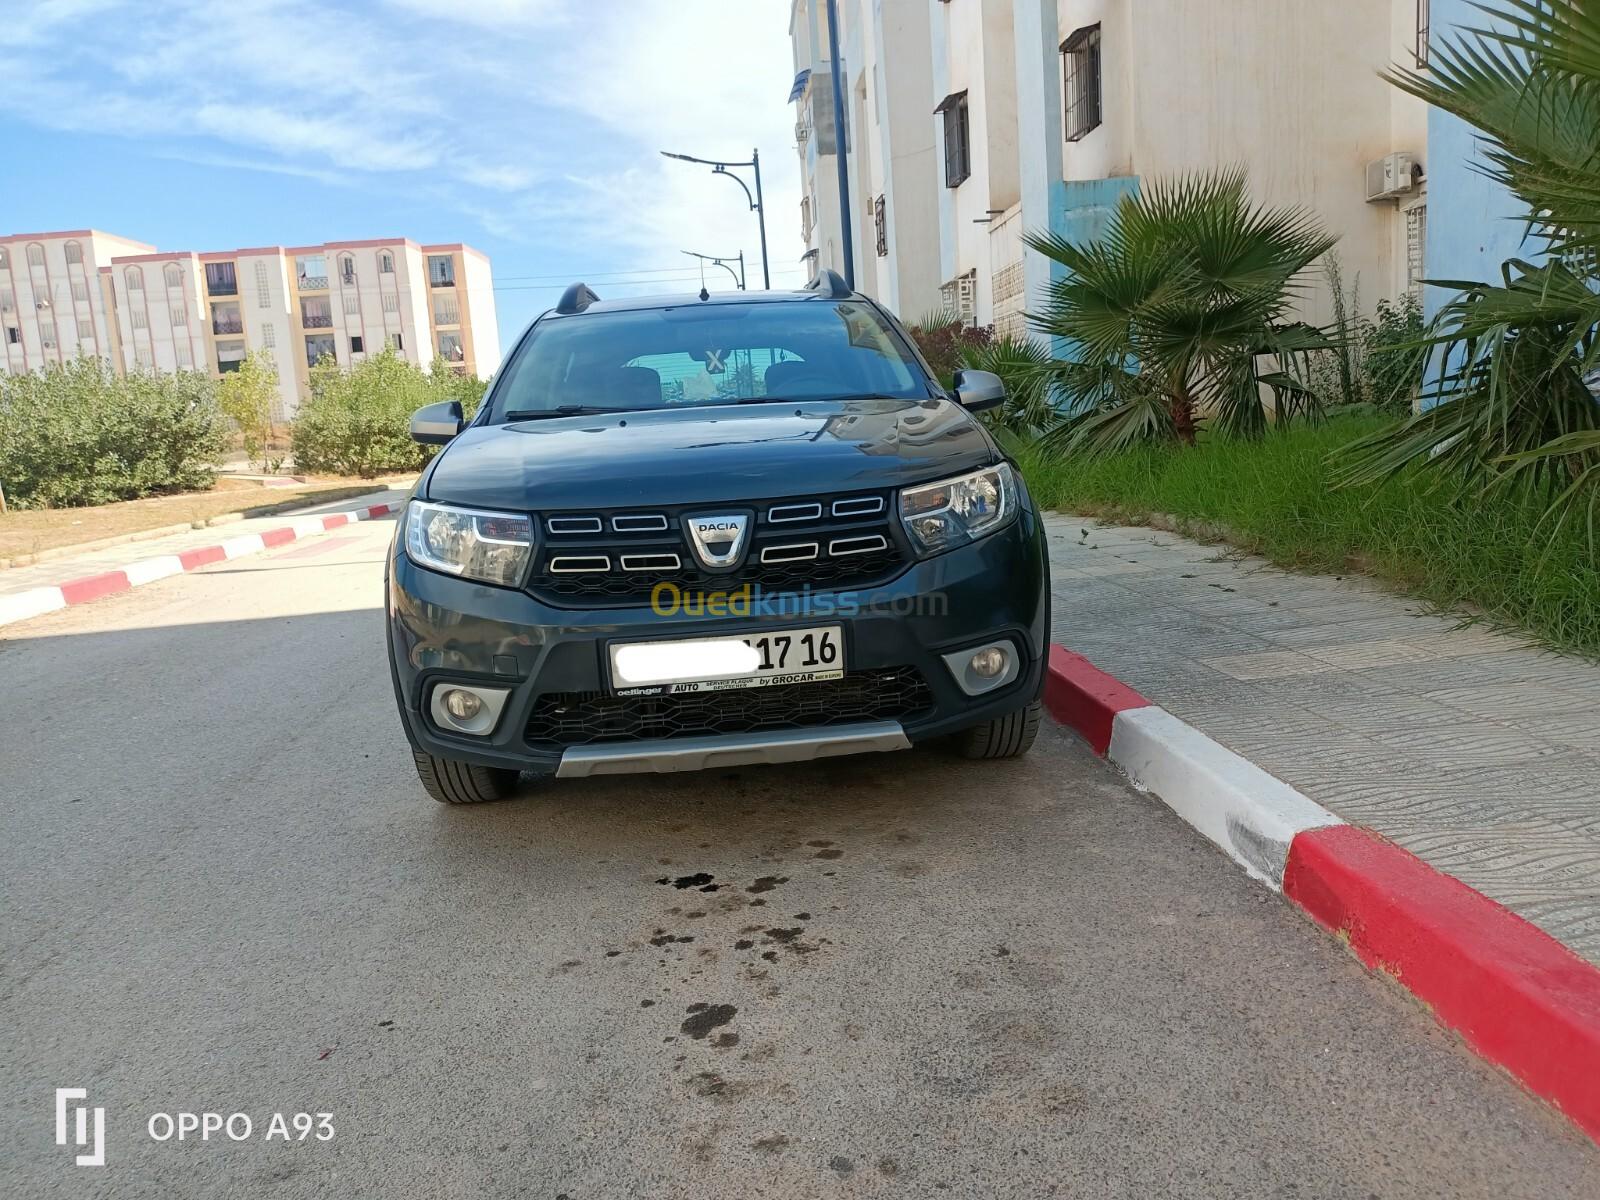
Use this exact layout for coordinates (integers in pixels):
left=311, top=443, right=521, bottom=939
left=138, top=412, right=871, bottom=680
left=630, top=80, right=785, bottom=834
left=526, top=490, right=909, bottom=606
left=525, top=667, right=933, bottom=750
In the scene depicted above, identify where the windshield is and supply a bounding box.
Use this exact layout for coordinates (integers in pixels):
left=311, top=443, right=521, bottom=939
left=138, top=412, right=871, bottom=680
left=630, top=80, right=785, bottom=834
left=487, top=299, right=932, bottom=419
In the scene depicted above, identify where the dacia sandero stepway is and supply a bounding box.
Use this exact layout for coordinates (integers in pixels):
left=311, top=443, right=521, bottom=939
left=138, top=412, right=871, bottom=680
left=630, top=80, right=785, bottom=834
left=386, top=271, right=1049, bottom=803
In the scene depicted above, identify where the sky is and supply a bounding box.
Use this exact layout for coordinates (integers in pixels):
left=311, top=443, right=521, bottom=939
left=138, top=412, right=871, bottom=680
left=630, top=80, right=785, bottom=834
left=0, top=0, right=809, bottom=348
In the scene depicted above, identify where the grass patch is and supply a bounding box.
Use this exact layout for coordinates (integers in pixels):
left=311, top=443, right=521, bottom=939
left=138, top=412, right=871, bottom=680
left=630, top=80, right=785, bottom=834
left=1014, top=412, right=1600, bottom=657
left=0, top=476, right=414, bottom=564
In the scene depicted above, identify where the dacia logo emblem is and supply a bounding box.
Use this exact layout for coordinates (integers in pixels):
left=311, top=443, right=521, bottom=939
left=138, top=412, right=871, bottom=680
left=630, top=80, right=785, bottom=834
left=685, top=513, right=749, bottom=569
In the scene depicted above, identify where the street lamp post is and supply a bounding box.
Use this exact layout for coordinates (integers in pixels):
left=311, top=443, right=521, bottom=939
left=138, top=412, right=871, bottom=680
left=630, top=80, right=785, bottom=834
left=660, top=149, right=771, bottom=290
left=824, top=0, right=854, bottom=289
left=682, top=250, right=746, bottom=291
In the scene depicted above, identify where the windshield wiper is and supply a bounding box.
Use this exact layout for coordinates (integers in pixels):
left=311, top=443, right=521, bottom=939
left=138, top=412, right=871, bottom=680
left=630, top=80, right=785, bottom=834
left=503, top=405, right=632, bottom=421
left=752, top=394, right=885, bottom=404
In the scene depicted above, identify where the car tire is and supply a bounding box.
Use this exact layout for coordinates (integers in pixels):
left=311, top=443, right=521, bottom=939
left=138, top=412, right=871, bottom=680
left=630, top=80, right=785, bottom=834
left=411, top=749, right=521, bottom=804
left=957, top=700, right=1041, bottom=760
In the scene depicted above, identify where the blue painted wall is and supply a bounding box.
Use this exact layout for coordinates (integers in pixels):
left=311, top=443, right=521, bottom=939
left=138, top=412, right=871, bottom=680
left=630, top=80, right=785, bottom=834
left=1046, top=176, right=1140, bottom=357
left=1423, top=0, right=1539, bottom=318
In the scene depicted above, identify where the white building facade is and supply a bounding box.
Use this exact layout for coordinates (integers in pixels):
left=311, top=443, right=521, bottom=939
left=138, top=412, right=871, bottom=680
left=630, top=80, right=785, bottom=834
left=791, top=0, right=1431, bottom=335
left=4, top=230, right=500, bottom=420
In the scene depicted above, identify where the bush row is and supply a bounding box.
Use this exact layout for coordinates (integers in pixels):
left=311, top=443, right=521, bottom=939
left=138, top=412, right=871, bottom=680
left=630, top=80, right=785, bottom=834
left=0, top=359, right=226, bottom=509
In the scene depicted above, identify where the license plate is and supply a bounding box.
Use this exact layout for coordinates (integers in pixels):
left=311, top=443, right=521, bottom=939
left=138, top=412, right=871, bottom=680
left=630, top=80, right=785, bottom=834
left=608, top=626, right=846, bottom=696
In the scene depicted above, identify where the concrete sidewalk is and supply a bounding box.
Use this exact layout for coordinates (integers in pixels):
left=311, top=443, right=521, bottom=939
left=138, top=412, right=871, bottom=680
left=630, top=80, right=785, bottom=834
left=1045, top=513, right=1600, bottom=968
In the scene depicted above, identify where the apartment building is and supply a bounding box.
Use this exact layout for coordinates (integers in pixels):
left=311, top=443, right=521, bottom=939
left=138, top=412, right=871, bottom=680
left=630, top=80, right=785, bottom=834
left=1, top=229, right=154, bottom=377
left=792, top=1, right=1432, bottom=336
left=3, top=230, right=500, bottom=419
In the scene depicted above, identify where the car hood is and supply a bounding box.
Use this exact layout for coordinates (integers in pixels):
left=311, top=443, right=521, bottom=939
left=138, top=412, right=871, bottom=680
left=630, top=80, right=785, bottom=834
left=423, top=397, right=998, bottom=510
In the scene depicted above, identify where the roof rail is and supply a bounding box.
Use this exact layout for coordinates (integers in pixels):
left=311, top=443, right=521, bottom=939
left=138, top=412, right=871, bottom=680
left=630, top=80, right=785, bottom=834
left=804, top=269, right=852, bottom=299
left=555, top=282, right=601, bottom=314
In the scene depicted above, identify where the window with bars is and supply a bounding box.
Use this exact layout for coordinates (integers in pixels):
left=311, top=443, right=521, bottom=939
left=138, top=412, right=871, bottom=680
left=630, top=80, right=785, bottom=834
left=164, top=262, right=183, bottom=288
left=344, top=292, right=361, bottom=316
left=64, top=241, right=82, bottom=265
left=936, top=91, right=970, bottom=188
left=26, top=243, right=45, bottom=268
left=175, top=341, right=192, bottom=368
left=71, top=278, right=88, bottom=304
left=1063, top=25, right=1102, bottom=142
left=1406, top=204, right=1427, bottom=301
left=381, top=291, right=399, bottom=313
left=874, top=195, right=888, bottom=257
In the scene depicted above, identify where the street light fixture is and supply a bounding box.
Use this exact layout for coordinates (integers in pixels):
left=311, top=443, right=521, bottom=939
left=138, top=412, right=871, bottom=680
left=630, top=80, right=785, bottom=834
left=682, top=250, right=746, bottom=291
left=660, top=149, right=771, bottom=290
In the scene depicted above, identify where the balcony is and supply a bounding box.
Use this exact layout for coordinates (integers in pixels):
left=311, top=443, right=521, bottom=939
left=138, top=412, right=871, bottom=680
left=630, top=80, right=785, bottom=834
left=297, top=274, right=329, bottom=291
left=427, top=254, right=456, bottom=288
left=301, top=313, right=333, bottom=328
left=295, top=255, right=329, bottom=292
left=300, top=298, right=334, bottom=329
left=212, top=318, right=243, bottom=334
left=205, top=266, right=238, bottom=297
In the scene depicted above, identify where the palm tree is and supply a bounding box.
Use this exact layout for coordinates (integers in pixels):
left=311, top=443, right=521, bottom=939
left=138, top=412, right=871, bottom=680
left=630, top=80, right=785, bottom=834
left=1338, top=0, right=1600, bottom=533
left=1024, top=169, right=1337, bottom=455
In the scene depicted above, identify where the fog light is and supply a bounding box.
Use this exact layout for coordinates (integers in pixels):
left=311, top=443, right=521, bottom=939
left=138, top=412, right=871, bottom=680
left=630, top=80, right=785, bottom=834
left=970, top=647, right=1008, bottom=678
left=443, top=688, right=484, bottom=721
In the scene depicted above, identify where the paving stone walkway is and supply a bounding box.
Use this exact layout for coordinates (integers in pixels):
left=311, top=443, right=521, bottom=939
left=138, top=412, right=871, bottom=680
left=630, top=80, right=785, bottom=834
left=1045, top=513, right=1600, bottom=967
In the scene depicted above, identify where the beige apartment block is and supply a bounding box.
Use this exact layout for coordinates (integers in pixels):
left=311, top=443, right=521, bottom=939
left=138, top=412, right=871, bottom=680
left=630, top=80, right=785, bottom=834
left=3, top=229, right=500, bottom=420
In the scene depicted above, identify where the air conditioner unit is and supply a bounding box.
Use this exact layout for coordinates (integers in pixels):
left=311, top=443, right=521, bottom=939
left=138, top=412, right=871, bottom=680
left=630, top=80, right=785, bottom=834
left=1366, top=152, right=1419, bottom=202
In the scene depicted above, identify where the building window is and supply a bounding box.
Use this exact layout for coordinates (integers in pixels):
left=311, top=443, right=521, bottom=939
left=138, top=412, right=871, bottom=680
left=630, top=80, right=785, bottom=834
left=1416, top=0, right=1431, bottom=67
left=304, top=334, right=336, bottom=368
left=217, top=339, right=247, bottom=373
left=27, top=243, right=46, bottom=268
left=873, top=195, right=888, bottom=257
left=388, top=332, right=404, bottom=352
left=343, top=292, right=360, bottom=316
left=64, top=240, right=82, bottom=265
left=1063, top=25, right=1103, bottom=142
left=205, top=261, right=237, bottom=296
left=40, top=317, right=58, bottom=348
left=6, top=326, right=19, bottom=345
left=936, top=91, right=971, bottom=188
left=351, top=334, right=365, bottom=354
left=295, top=255, right=328, bottom=290
left=800, top=195, right=812, bottom=241
left=71, top=277, right=88, bottom=303
left=130, top=306, right=148, bottom=330
left=427, top=254, right=455, bottom=287
left=381, top=291, right=399, bottom=313
left=212, top=302, right=243, bottom=334
left=0, top=288, right=12, bottom=312
left=339, top=253, right=356, bottom=285
left=175, top=341, right=192, bottom=368
left=379, top=251, right=394, bottom=274
left=1406, top=204, right=1427, bottom=302
left=254, top=260, right=272, bottom=308
left=170, top=303, right=188, bottom=327
left=164, top=262, right=183, bottom=288
left=126, top=266, right=144, bottom=292
left=438, top=331, right=464, bottom=362
left=261, top=323, right=276, bottom=349
left=0, top=248, right=8, bottom=269
left=432, top=293, right=460, bottom=325
left=300, top=296, right=333, bottom=328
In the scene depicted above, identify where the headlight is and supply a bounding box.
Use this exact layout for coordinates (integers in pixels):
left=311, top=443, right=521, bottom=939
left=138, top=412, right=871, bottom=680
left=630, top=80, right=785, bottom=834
left=898, top=463, right=1016, bottom=556
left=404, top=500, right=534, bottom=586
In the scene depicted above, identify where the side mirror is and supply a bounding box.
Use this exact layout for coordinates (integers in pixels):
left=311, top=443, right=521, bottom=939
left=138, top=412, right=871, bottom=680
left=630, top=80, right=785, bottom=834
left=410, top=400, right=464, bottom=445
left=952, top=368, right=1006, bottom=413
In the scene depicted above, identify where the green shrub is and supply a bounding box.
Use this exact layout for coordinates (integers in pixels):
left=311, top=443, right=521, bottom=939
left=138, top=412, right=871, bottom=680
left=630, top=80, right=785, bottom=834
left=0, top=358, right=226, bottom=508
left=291, top=350, right=491, bottom=478
left=218, top=350, right=278, bottom=469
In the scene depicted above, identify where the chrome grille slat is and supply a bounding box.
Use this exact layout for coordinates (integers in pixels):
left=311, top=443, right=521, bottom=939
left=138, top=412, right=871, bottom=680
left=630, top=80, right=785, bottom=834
left=760, top=542, right=819, bottom=564
left=612, top=514, right=669, bottom=532
left=831, top=497, right=885, bottom=517
left=620, top=552, right=681, bottom=572
left=829, top=534, right=889, bottom=556
left=768, top=502, right=823, bottom=523
left=547, top=516, right=603, bottom=535
left=549, top=554, right=611, bottom=573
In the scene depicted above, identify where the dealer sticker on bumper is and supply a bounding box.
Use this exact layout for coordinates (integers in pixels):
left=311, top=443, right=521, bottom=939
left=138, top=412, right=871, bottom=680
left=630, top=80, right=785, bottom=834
left=609, top=626, right=845, bottom=696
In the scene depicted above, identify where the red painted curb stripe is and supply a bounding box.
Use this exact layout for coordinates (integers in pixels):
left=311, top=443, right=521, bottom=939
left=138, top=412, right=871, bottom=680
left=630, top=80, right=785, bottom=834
left=58, top=570, right=131, bottom=606
left=260, top=527, right=297, bottom=548
left=1284, top=824, right=1600, bottom=1141
left=177, top=545, right=228, bottom=570
left=366, top=503, right=392, bottom=519
left=1043, top=645, right=1152, bottom=755
left=321, top=513, right=350, bottom=530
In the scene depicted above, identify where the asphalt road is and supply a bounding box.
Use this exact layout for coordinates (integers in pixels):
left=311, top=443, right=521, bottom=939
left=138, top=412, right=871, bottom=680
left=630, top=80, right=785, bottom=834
left=3, top=512, right=1597, bottom=1199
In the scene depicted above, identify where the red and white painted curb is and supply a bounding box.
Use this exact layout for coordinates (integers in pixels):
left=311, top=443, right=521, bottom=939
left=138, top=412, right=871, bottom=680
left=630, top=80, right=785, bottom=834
left=0, top=502, right=400, bottom=630
left=1045, top=644, right=1600, bottom=1143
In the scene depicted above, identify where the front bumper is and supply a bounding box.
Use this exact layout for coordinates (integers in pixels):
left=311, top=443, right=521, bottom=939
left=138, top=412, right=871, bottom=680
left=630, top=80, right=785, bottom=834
left=385, top=506, right=1050, bottom=776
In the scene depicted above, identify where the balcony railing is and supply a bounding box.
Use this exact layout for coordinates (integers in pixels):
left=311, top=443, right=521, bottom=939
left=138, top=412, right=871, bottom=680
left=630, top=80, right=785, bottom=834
left=430, top=272, right=456, bottom=289
left=297, top=274, right=329, bottom=291
left=206, top=280, right=238, bottom=297
left=301, top=313, right=333, bottom=328
left=212, top=318, right=243, bottom=334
